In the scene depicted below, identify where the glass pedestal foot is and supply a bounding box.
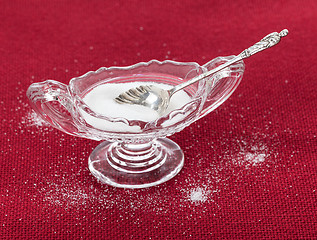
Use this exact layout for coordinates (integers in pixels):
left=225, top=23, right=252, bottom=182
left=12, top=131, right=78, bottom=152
left=88, top=138, right=184, bottom=188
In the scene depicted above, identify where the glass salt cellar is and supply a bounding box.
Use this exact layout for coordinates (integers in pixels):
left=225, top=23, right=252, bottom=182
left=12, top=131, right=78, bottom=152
left=27, top=57, right=244, bottom=188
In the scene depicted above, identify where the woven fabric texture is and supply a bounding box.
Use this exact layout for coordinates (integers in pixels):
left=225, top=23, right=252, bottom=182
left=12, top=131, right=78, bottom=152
left=0, top=0, right=316, bottom=239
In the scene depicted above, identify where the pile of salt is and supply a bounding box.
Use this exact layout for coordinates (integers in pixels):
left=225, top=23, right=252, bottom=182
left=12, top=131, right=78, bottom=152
left=80, top=82, right=192, bottom=132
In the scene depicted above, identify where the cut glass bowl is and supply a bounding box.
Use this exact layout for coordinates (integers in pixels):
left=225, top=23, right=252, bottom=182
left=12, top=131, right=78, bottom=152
left=27, top=56, right=244, bottom=188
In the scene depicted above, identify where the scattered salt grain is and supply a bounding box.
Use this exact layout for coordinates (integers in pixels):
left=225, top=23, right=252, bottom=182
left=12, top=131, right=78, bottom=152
left=21, top=110, right=49, bottom=128
left=232, top=143, right=269, bottom=168
left=189, top=187, right=210, bottom=203
left=42, top=180, right=92, bottom=209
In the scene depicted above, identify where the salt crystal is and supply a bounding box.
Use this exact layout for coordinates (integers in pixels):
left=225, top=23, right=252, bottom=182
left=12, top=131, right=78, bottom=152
left=21, top=110, right=49, bottom=128
left=232, top=142, right=269, bottom=168
left=190, top=187, right=209, bottom=202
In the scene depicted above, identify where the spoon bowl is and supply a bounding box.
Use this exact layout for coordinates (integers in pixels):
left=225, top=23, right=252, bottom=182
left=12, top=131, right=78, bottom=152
left=115, top=85, right=171, bottom=115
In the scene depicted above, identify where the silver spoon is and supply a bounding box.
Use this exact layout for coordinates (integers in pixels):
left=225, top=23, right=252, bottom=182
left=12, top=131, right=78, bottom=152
left=115, top=29, right=289, bottom=115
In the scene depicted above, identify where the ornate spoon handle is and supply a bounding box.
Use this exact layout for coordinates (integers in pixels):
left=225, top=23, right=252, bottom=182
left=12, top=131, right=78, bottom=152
left=238, top=29, right=289, bottom=59
left=170, top=29, right=289, bottom=95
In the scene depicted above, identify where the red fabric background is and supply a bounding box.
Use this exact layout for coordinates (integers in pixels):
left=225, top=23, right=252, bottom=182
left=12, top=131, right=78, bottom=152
left=1, top=0, right=316, bottom=239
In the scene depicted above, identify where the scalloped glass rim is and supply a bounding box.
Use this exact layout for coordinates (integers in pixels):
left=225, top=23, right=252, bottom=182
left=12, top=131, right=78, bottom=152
left=65, top=57, right=244, bottom=139
left=68, top=60, right=203, bottom=129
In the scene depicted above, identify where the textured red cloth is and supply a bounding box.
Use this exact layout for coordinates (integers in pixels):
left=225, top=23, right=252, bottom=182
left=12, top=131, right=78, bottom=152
left=1, top=0, right=316, bottom=239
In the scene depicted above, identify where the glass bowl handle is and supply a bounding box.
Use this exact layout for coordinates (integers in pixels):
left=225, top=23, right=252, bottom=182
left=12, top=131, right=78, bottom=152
left=197, top=56, right=245, bottom=120
left=197, top=29, right=288, bottom=119
left=26, top=80, right=82, bottom=137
